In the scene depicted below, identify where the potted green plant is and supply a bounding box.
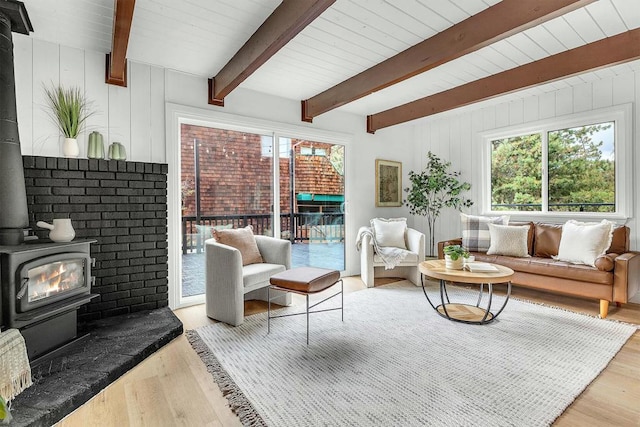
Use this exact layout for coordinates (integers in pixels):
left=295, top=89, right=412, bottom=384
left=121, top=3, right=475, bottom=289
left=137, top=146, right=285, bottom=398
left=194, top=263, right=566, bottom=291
left=44, top=84, right=94, bottom=158
left=404, top=151, right=473, bottom=257
left=443, top=244, right=469, bottom=270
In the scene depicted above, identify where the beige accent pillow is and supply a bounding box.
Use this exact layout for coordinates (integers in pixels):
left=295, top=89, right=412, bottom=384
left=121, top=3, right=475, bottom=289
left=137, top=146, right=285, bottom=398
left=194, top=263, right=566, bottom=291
left=556, top=220, right=614, bottom=267
left=212, top=225, right=263, bottom=266
left=371, top=218, right=407, bottom=249
left=486, top=223, right=530, bottom=257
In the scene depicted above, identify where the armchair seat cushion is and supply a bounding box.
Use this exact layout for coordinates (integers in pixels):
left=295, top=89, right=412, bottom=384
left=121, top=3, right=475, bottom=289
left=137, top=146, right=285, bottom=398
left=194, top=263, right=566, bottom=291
left=374, top=250, right=418, bottom=264
left=243, top=263, right=286, bottom=292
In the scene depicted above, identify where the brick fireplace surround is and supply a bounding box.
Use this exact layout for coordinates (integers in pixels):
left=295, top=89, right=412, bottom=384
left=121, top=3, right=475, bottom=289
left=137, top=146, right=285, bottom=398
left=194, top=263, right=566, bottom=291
left=6, top=156, right=182, bottom=427
left=22, top=155, right=169, bottom=320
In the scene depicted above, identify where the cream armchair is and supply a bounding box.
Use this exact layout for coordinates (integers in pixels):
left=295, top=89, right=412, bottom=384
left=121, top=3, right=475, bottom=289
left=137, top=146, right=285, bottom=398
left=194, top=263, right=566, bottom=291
left=205, top=235, right=292, bottom=326
left=359, top=227, right=425, bottom=287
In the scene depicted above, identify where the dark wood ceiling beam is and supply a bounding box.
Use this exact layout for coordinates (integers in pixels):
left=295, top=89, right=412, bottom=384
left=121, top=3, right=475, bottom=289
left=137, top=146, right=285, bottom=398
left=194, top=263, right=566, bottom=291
left=208, top=0, right=335, bottom=106
left=301, top=0, right=595, bottom=122
left=366, top=29, right=640, bottom=133
left=105, top=0, right=136, bottom=87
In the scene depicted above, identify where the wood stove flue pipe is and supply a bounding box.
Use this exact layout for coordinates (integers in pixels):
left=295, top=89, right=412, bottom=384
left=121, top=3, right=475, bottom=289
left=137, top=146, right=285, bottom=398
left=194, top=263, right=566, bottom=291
left=0, top=6, right=30, bottom=245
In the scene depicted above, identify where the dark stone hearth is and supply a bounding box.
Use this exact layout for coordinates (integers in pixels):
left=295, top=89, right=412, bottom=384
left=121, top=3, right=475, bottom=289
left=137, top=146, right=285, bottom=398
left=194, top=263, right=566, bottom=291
left=8, top=307, right=183, bottom=427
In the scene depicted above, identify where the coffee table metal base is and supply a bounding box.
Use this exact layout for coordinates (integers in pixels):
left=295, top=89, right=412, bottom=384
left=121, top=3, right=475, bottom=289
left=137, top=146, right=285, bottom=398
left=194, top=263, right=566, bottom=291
left=422, top=276, right=511, bottom=325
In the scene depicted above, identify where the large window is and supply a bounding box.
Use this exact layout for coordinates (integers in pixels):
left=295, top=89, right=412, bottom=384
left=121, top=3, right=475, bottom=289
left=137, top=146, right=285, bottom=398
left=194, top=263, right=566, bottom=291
left=483, top=105, right=631, bottom=218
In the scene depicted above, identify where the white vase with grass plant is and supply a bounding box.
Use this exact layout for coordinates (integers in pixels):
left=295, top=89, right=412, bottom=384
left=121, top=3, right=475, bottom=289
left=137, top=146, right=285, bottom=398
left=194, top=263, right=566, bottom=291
left=44, top=84, right=93, bottom=158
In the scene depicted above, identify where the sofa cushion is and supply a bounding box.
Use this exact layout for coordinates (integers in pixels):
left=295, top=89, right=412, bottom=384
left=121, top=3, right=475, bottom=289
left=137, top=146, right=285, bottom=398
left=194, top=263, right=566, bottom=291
left=487, top=223, right=530, bottom=257
left=460, top=213, right=509, bottom=252
left=556, top=220, right=614, bottom=267
left=371, top=217, right=407, bottom=249
left=213, top=225, right=264, bottom=266
left=534, top=223, right=563, bottom=258
left=608, top=225, right=629, bottom=254
left=472, top=253, right=613, bottom=286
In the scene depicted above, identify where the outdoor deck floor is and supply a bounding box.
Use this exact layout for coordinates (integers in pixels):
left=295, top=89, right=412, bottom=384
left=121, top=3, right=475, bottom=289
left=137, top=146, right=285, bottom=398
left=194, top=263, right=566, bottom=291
left=182, top=242, right=345, bottom=297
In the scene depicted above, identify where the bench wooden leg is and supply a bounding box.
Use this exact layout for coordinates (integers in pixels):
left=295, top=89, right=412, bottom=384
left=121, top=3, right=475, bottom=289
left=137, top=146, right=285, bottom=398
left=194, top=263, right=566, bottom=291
left=599, top=300, right=609, bottom=319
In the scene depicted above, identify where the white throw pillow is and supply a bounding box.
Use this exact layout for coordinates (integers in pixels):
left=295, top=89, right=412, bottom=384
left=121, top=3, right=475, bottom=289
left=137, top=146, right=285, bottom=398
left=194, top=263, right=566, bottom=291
left=556, top=220, right=615, bottom=267
left=370, top=218, right=407, bottom=249
left=486, top=224, right=530, bottom=257
left=460, top=213, right=509, bottom=253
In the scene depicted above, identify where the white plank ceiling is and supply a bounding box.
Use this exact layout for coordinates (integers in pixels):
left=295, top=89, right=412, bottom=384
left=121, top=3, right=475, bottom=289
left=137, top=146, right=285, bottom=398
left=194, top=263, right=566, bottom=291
left=21, top=0, right=640, bottom=118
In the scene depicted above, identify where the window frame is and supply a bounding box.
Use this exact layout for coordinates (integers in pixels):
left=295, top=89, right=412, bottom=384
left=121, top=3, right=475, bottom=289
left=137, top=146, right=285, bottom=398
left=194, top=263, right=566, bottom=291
left=480, top=104, right=632, bottom=220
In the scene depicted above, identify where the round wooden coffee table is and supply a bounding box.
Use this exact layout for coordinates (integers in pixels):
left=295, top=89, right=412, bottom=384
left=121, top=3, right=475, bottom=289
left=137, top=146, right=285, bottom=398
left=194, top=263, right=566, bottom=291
left=419, top=259, right=514, bottom=324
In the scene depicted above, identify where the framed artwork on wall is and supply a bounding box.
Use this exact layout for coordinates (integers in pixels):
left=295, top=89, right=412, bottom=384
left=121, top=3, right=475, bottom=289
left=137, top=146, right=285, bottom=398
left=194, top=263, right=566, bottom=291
left=375, top=159, right=402, bottom=207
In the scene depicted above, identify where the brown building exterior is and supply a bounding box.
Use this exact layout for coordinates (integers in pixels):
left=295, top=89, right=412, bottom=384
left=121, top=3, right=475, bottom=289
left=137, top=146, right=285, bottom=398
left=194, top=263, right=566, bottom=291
left=180, top=125, right=344, bottom=241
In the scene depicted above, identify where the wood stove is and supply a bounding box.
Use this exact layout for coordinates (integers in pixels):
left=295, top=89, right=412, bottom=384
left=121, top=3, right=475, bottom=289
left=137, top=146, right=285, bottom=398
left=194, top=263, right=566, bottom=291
left=0, top=239, right=97, bottom=360
left=0, top=2, right=99, bottom=363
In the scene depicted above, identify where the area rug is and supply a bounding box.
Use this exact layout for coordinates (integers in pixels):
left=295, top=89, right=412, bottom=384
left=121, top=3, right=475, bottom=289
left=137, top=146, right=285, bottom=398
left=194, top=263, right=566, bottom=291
left=187, top=281, right=636, bottom=427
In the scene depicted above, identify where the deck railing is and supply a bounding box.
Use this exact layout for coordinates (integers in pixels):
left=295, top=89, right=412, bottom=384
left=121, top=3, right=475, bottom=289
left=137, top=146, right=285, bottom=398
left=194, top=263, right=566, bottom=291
left=182, top=212, right=344, bottom=254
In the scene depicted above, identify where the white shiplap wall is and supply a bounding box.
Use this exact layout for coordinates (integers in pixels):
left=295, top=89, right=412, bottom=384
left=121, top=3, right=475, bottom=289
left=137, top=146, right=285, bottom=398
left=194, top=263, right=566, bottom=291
left=13, top=35, right=165, bottom=163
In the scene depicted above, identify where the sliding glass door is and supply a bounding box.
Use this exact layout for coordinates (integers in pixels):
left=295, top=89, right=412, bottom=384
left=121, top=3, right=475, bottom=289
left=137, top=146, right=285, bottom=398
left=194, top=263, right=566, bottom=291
left=180, top=124, right=274, bottom=300
left=174, top=117, right=347, bottom=307
left=278, top=137, right=345, bottom=271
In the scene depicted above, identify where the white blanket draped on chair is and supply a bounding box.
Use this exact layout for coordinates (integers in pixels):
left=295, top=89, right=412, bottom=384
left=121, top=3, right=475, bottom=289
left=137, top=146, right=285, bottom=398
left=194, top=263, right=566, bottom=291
left=356, top=226, right=425, bottom=288
left=356, top=227, right=409, bottom=269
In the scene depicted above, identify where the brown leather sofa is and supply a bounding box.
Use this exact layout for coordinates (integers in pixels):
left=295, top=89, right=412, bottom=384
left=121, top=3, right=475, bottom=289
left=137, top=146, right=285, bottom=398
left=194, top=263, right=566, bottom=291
left=437, top=222, right=640, bottom=318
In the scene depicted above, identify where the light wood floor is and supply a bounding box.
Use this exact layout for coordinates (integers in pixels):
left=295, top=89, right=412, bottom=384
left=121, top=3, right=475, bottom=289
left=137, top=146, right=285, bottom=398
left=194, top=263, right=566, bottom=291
left=55, top=277, right=640, bottom=427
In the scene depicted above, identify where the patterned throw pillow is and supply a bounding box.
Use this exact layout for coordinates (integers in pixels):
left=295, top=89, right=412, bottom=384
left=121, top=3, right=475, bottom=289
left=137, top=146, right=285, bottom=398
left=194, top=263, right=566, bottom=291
left=212, top=225, right=264, bottom=266
left=487, top=223, right=530, bottom=257
left=460, top=213, right=509, bottom=253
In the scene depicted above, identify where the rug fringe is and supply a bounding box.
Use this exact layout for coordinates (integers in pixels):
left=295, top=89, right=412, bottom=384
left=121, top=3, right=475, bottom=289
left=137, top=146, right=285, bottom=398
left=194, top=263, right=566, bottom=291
left=185, top=330, right=267, bottom=427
